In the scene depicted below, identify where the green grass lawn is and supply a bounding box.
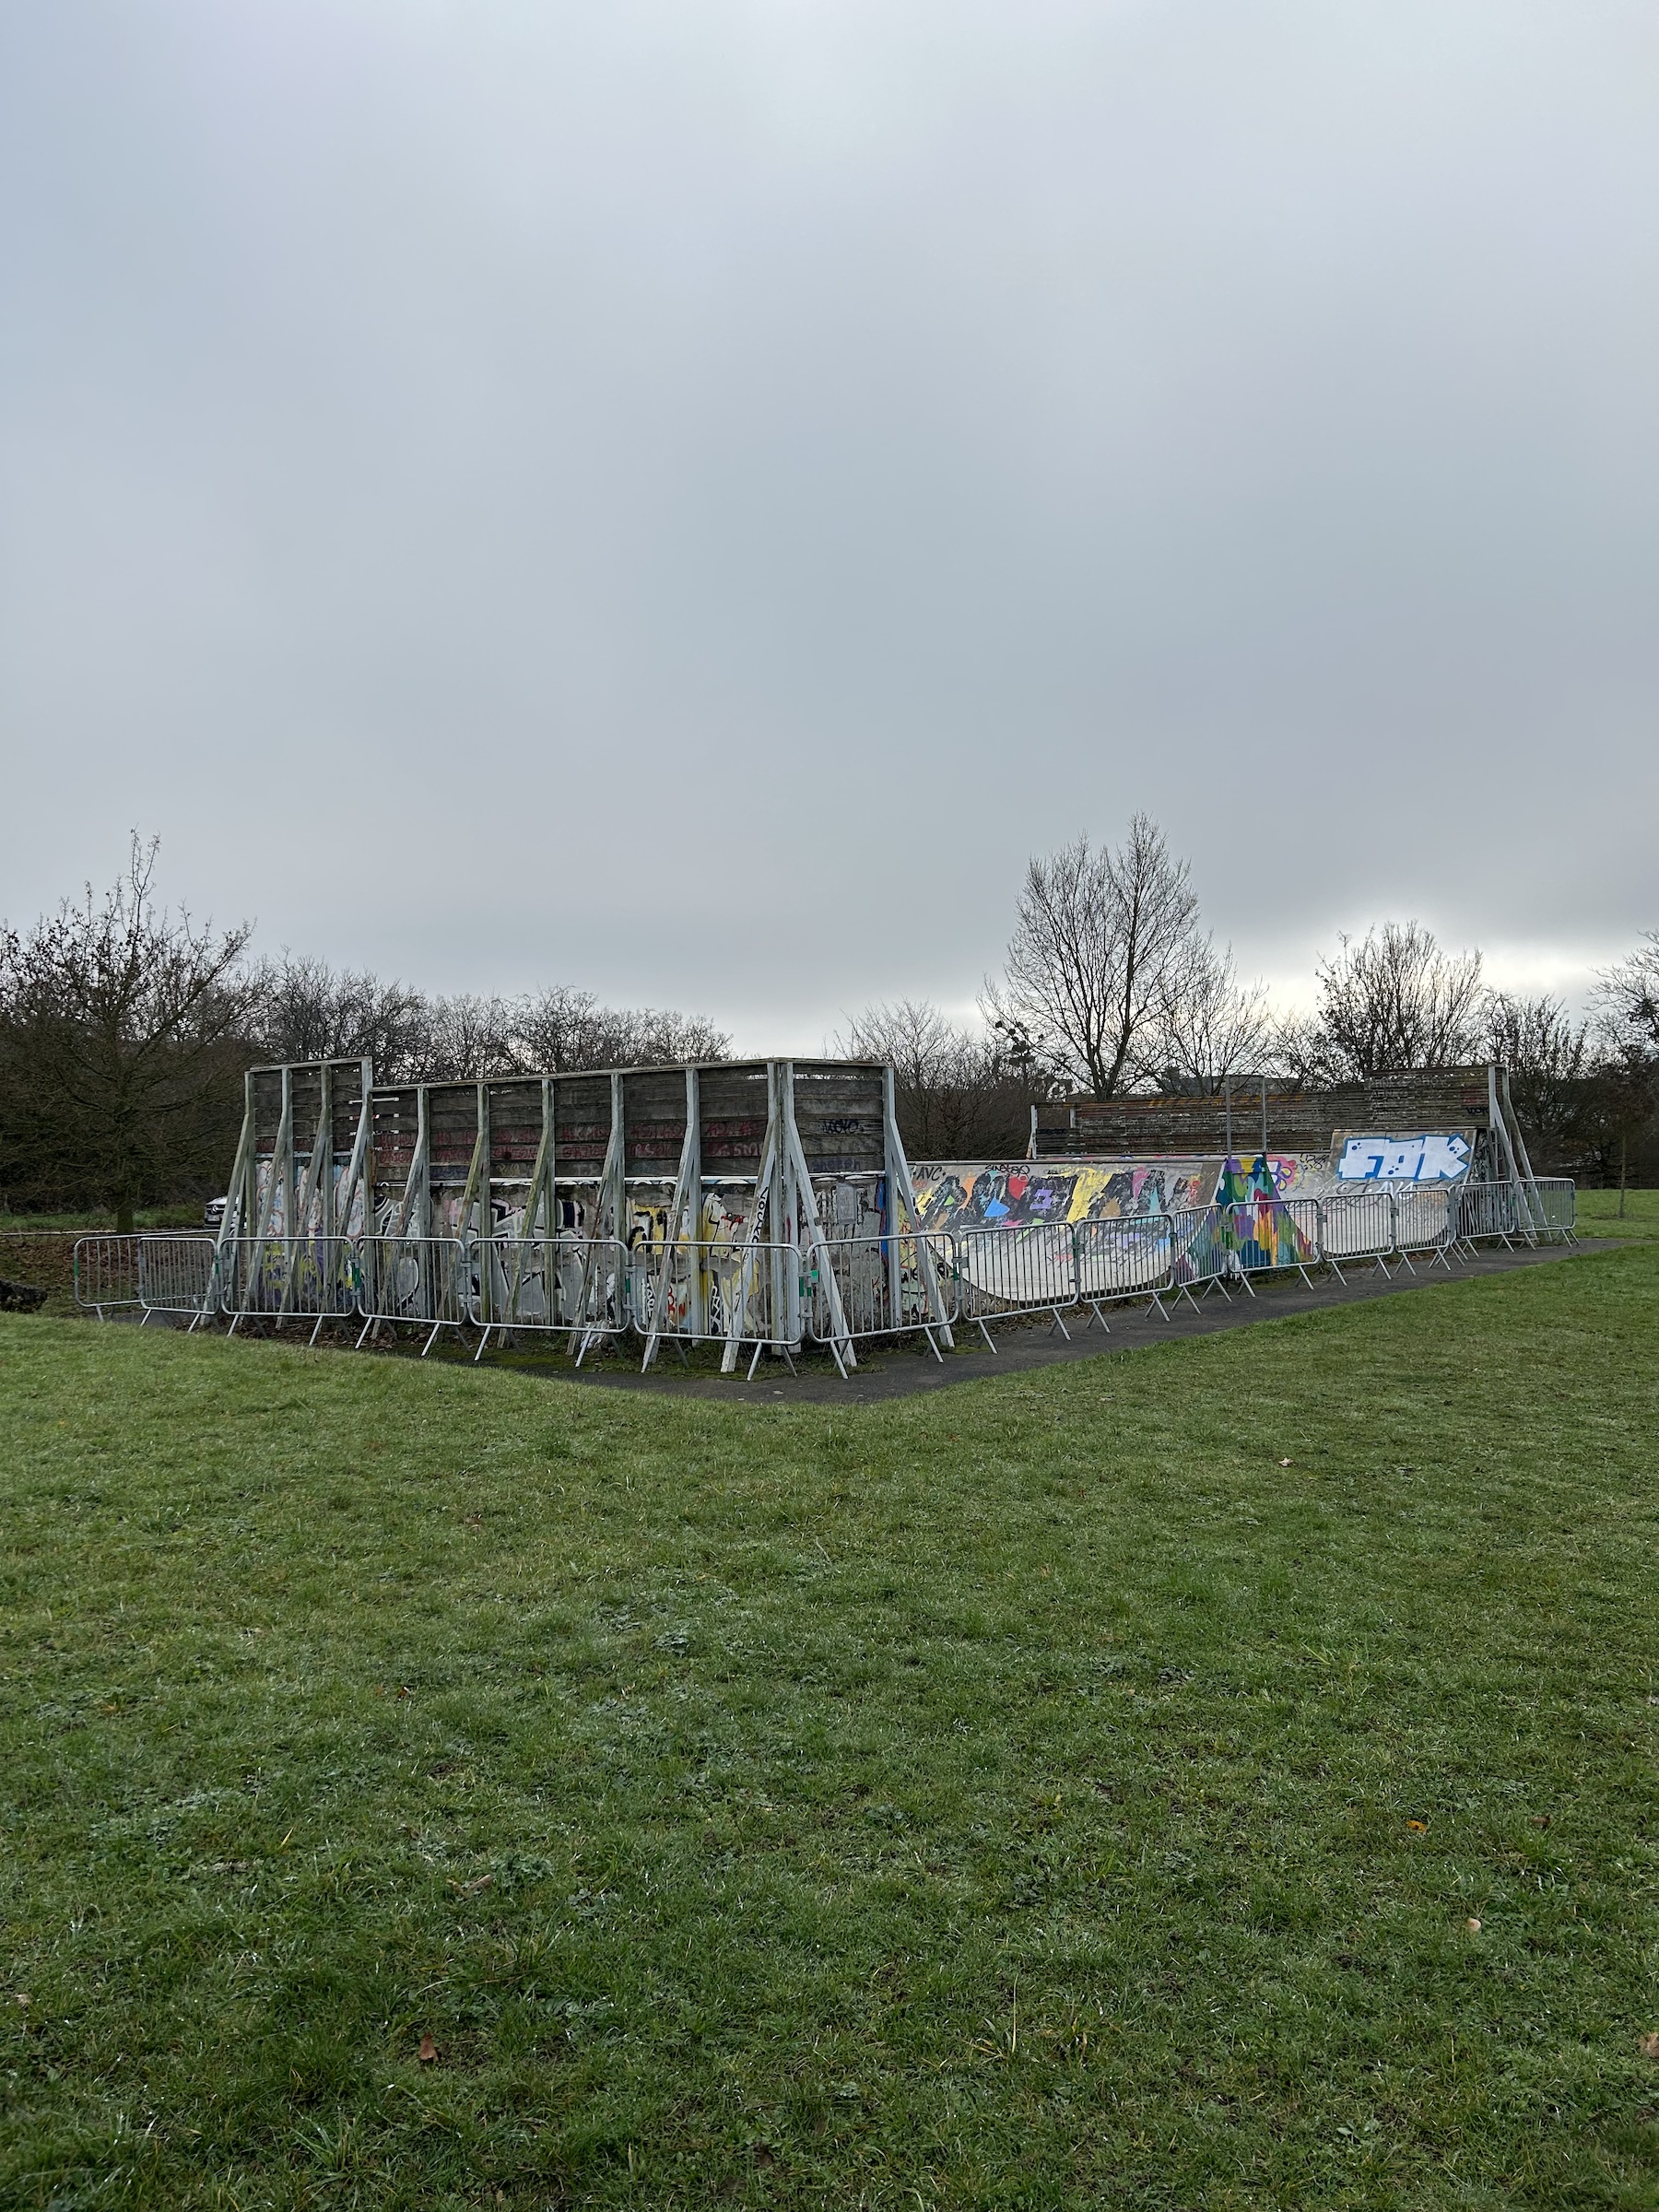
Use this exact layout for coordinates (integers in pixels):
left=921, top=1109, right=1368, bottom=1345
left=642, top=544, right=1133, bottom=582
left=1575, top=1188, right=1659, bottom=1241
left=3, top=1248, right=1657, bottom=2210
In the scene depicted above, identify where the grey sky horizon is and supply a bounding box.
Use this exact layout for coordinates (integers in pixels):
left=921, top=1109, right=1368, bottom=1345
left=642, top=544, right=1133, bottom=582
left=3, top=0, right=1654, bottom=1056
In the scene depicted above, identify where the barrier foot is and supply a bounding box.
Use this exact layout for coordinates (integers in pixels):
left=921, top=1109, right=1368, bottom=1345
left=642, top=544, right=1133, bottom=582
left=1175, top=1285, right=1203, bottom=1314
left=227, top=1313, right=241, bottom=1337
left=921, top=1325, right=943, bottom=1366
left=309, top=1314, right=325, bottom=1347
left=976, top=1319, right=999, bottom=1352
left=1085, top=1301, right=1110, bottom=1335
left=473, top=1325, right=493, bottom=1364
left=829, top=1336, right=850, bottom=1379
left=675, top=1339, right=689, bottom=1366
left=355, top=1317, right=372, bottom=1349
left=1148, top=1291, right=1170, bottom=1321
left=747, top=1340, right=764, bottom=1382
left=422, top=1324, right=442, bottom=1358
left=1048, top=1312, right=1072, bottom=1341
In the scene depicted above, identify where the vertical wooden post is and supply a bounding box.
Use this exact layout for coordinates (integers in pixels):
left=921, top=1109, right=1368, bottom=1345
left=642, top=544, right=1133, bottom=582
left=477, top=1080, right=492, bottom=1326
left=883, top=1065, right=903, bottom=1324
left=608, top=1073, right=628, bottom=1246
left=686, top=1066, right=704, bottom=1337
left=319, top=1063, right=335, bottom=1239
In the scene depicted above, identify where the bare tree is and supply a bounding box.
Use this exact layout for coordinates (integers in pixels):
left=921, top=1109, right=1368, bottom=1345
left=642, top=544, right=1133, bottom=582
left=0, top=837, right=255, bottom=1227
left=251, top=955, right=428, bottom=1074
left=512, top=988, right=729, bottom=1071
left=1282, top=921, right=1484, bottom=1085
left=835, top=999, right=1036, bottom=1158
left=409, top=994, right=523, bottom=1082
left=1482, top=990, right=1589, bottom=1169
left=991, top=816, right=1201, bottom=1095
left=1150, top=935, right=1274, bottom=1093
left=1595, top=932, right=1659, bottom=1054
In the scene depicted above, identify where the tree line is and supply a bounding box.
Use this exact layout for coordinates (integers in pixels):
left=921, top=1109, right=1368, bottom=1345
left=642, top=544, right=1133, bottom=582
left=3, top=826, right=1655, bottom=1223
left=846, top=815, right=1658, bottom=1179
left=0, top=839, right=730, bottom=1226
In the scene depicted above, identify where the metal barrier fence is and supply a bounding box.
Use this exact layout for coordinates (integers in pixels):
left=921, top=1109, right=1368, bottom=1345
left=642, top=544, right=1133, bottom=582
left=805, top=1231, right=959, bottom=1359
left=73, top=1236, right=144, bottom=1316
left=1533, top=1178, right=1577, bottom=1237
left=135, top=1234, right=221, bottom=1322
left=626, top=1236, right=808, bottom=1376
left=954, top=1222, right=1079, bottom=1347
left=1072, top=1215, right=1175, bottom=1324
left=354, top=1235, right=470, bottom=1355
left=1221, top=1195, right=1319, bottom=1287
left=1281, top=1197, right=1324, bottom=1273
left=1452, top=1181, right=1532, bottom=1249
left=472, top=1234, right=630, bottom=1364
left=69, top=1175, right=1581, bottom=1367
left=1167, top=1205, right=1239, bottom=1303
left=1388, top=1184, right=1458, bottom=1271
left=72, top=1233, right=221, bottom=1321
left=1317, top=1189, right=1399, bottom=1277
left=220, top=1235, right=362, bottom=1339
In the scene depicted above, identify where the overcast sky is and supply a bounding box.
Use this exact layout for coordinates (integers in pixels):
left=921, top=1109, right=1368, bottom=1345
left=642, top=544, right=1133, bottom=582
left=3, top=0, right=1654, bottom=1053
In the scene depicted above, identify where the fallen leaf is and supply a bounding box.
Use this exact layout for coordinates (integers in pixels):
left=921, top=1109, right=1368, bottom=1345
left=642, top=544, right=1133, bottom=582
left=1531, top=1814, right=1550, bottom=1829
left=418, top=2033, right=438, bottom=2064
left=14, top=1994, right=29, bottom=2008
left=1641, top=2031, right=1659, bottom=2062
left=1278, top=1457, right=1291, bottom=1467
left=1406, top=1819, right=1428, bottom=1833
left=448, top=1873, right=493, bottom=1895
left=1465, top=1917, right=1482, bottom=1932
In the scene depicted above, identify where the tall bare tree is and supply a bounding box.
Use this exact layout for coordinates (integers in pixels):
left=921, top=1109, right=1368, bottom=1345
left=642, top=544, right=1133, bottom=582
left=0, top=838, right=255, bottom=1227
left=1595, top=932, right=1659, bottom=1054
left=1150, top=935, right=1274, bottom=1093
left=990, top=815, right=1201, bottom=1095
left=1280, top=921, right=1484, bottom=1084
left=1482, top=990, right=1589, bottom=1168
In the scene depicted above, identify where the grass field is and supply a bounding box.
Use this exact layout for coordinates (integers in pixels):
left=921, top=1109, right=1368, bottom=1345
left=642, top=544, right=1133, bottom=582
left=3, top=1246, right=1657, bottom=2209
left=1575, top=1188, right=1659, bottom=1241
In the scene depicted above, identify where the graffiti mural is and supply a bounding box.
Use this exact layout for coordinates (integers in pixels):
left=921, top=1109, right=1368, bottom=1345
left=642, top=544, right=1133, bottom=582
left=1208, top=1155, right=1313, bottom=1274
left=1334, top=1132, right=1474, bottom=1183
left=912, top=1159, right=1218, bottom=1236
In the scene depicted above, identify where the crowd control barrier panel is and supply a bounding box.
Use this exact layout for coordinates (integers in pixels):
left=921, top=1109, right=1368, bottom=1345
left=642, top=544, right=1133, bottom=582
left=470, top=1233, right=630, bottom=1362
left=1072, top=1216, right=1174, bottom=1324
left=806, top=1231, right=959, bottom=1361
left=953, top=1222, right=1079, bottom=1348
left=355, top=1235, right=471, bottom=1356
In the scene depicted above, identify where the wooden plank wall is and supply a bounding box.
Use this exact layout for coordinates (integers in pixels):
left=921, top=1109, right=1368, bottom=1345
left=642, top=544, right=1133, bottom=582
left=1033, top=1066, right=1497, bottom=1159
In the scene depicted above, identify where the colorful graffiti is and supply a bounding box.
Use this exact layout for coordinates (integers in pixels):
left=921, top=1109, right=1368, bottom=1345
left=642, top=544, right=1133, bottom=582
left=912, top=1159, right=1217, bottom=1235
left=1211, top=1155, right=1313, bottom=1273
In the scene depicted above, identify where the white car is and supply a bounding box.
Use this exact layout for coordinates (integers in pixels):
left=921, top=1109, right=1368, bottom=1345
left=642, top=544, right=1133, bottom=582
left=203, top=1196, right=228, bottom=1230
